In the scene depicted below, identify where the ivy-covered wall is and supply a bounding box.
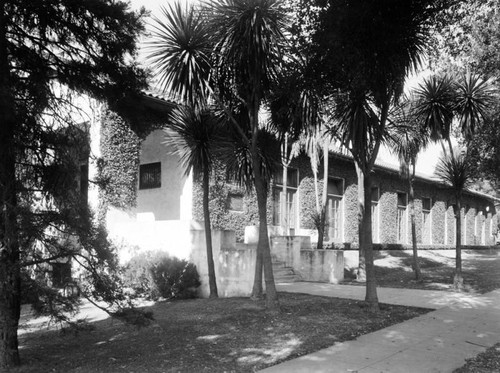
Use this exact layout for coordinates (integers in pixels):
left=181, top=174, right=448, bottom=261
left=98, top=109, right=141, bottom=216
left=190, top=151, right=499, bottom=246
left=432, top=201, right=446, bottom=245
left=191, top=168, right=269, bottom=242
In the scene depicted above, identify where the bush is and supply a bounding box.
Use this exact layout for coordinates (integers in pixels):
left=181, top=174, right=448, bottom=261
left=122, top=252, right=201, bottom=300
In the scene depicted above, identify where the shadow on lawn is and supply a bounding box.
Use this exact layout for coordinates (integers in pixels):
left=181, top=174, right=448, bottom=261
left=344, top=249, right=500, bottom=294
left=13, top=293, right=429, bottom=373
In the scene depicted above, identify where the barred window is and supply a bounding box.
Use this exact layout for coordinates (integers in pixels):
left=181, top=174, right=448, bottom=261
left=139, top=162, right=161, bottom=189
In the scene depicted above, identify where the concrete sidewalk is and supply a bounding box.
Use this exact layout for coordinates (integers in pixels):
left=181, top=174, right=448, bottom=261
left=260, top=283, right=500, bottom=373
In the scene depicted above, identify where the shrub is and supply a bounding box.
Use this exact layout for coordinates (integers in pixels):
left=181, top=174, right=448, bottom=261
left=122, top=252, right=201, bottom=300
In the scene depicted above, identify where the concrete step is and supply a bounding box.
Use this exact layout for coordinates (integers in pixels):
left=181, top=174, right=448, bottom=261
left=273, top=266, right=295, bottom=276
left=274, top=273, right=301, bottom=283
left=271, top=258, right=301, bottom=283
left=273, top=267, right=301, bottom=283
left=272, top=260, right=286, bottom=269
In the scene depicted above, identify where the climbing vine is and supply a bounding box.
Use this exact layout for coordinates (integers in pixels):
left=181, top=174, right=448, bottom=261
left=97, top=109, right=141, bottom=221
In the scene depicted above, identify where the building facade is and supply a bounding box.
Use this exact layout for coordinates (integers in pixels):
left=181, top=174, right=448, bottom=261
left=105, top=128, right=500, bottom=259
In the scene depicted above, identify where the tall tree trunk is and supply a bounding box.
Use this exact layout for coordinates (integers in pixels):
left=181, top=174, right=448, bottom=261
left=249, top=105, right=278, bottom=310
left=0, top=5, right=21, bottom=367
left=355, top=163, right=366, bottom=282
left=202, top=169, right=218, bottom=298
left=317, top=139, right=330, bottom=250
left=454, top=197, right=463, bottom=290
left=281, top=135, right=288, bottom=235
left=311, top=144, right=323, bottom=249
left=252, top=149, right=279, bottom=310
left=362, top=172, right=379, bottom=311
left=408, top=173, right=422, bottom=281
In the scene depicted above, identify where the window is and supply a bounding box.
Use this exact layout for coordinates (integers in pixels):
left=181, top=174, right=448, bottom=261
left=139, top=162, right=161, bottom=189
left=422, top=197, right=432, bottom=244
left=272, top=187, right=297, bottom=230
left=371, top=187, right=380, bottom=243
left=326, top=178, right=344, bottom=242
left=397, top=192, right=407, bottom=244
left=227, top=193, right=243, bottom=212
left=272, top=168, right=298, bottom=231
left=274, top=168, right=298, bottom=188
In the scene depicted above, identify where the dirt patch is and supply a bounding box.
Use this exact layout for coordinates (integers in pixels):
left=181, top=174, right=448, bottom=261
left=12, top=293, right=430, bottom=372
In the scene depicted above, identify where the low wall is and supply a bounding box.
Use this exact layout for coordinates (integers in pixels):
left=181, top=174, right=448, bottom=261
left=270, top=235, right=344, bottom=284
left=191, top=230, right=256, bottom=298
left=297, top=250, right=344, bottom=283
left=270, top=236, right=309, bottom=269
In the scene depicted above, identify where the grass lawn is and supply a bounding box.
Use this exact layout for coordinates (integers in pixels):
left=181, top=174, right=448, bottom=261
left=454, top=343, right=500, bottom=373
left=12, top=249, right=500, bottom=372
left=344, top=249, right=500, bottom=294
left=13, top=293, right=429, bottom=373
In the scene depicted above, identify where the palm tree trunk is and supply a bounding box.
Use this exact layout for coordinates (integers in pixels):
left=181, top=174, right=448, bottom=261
left=408, top=175, right=422, bottom=281
left=355, top=163, right=366, bottom=282
left=317, top=139, right=330, bottom=250
left=312, top=145, right=320, bottom=214
left=249, top=106, right=278, bottom=310
left=454, top=197, right=463, bottom=289
left=252, top=149, right=279, bottom=310
left=281, top=136, right=288, bottom=235
left=202, top=169, right=218, bottom=298
left=362, top=172, right=379, bottom=311
left=316, top=209, right=325, bottom=250
left=311, top=145, right=324, bottom=249
left=0, top=11, right=21, bottom=366
left=250, top=173, right=264, bottom=299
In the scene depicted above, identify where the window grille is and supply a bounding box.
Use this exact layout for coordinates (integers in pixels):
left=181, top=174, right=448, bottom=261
left=139, top=162, right=161, bottom=189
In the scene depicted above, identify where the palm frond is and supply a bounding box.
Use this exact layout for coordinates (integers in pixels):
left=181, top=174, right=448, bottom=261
left=216, top=124, right=280, bottom=192
left=454, top=73, right=496, bottom=142
left=146, top=1, right=213, bottom=106
left=266, top=60, right=321, bottom=142
left=413, top=75, right=455, bottom=142
left=332, top=90, right=379, bottom=159
left=434, top=150, right=474, bottom=195
left=164, top=106, right=223, bottom=179
left=207, top=0, right=288, bottom=101
left=387, top=97, right=430, bottom=178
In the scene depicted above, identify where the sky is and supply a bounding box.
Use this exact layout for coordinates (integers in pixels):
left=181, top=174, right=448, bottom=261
left=128, top=0, right=441, bottom=176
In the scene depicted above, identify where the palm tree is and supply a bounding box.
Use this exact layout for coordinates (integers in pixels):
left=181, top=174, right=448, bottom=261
left=414, top=72, right=495, bottom=288
left=147, top=2, right=219, bottom=298
left=388, top=100, right=430, bottom=281
left=165, top=107, right=222, bottom=298
left=434, top=150, right=474, bottom=289
left=147, top=2, right=212, bottom=106
left=148, top=0, right=289, bottom=310
left=207, top=0, right=288, bottom=310
left=314, top=0, right=445, bottom=311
